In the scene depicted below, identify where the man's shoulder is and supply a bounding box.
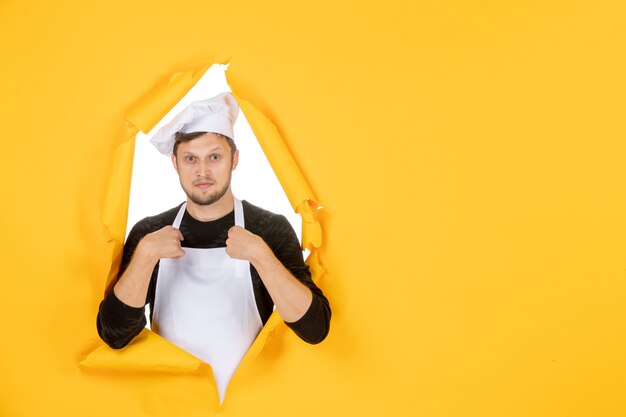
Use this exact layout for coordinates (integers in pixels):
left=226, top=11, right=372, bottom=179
left=241, top=199, right=286, bottom=224
left=129, top=203, right=185, bottom=236
left=241, top=199, right=294, bottom=237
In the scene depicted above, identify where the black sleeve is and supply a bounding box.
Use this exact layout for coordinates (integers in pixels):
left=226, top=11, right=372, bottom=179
left=96, top=218, right=154, bottom=349
left=96, top=291, right=146, bottom=349
left=263, top=214, right=331, bottom=344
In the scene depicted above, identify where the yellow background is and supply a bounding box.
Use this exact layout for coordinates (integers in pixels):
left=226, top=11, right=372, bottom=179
left=1, top=1, right=625, bottom=416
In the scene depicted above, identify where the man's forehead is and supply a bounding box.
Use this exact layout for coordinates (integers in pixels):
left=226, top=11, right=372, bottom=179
left=178, top=133, right=230, bottom=152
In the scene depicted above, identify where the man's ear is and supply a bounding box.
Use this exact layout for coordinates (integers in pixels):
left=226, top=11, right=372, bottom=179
left=231, top=150, right=239, bottom=171
left=171, top=153, right=178, bottom=172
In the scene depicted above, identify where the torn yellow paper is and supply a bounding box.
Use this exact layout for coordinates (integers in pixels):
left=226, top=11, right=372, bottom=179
left=79, top=329, right=206, bottom=373
left=233, top=94, right=317, bottom=210
left=126, top=64, right=216, bottom=134
left=5, top=2, right=625, bottom=416
left=80, top=63, right=326, bottom=406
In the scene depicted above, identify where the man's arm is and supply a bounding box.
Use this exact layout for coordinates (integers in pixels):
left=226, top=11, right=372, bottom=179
left=97, top=292, right=147, bottom=349
left=97, top=221, right=185, bottom=349
left=226, top=226, right=313, bottom=322
left=113, top=226, right=184, bottom=307
left=226, top=213, right=331, bottom=344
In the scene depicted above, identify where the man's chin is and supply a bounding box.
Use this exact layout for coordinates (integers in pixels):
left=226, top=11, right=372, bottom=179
left=187, top=188, right=229, bottom=206
left=189, top=195, right=218, bottom=206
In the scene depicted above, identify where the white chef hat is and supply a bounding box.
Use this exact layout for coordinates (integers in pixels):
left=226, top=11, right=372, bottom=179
left=149, top=92, right=239, bottom=155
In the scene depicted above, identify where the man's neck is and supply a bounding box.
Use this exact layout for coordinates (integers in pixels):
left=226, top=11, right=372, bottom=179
left=186, top=190, right=235, bottom=222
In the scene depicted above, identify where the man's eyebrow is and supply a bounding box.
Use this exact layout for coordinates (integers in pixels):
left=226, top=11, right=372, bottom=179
left=206, top=146, right=225, bottom=152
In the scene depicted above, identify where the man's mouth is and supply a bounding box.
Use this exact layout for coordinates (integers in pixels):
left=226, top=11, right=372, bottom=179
left=194, top=182, right=213, bottom=189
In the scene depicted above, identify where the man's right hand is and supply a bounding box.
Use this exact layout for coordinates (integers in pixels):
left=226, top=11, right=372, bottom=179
left=136, top=226, right=185, bottom=264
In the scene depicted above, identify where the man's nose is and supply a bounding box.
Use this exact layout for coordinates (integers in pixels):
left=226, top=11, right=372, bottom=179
left=197, top=160, right=211, bottom=176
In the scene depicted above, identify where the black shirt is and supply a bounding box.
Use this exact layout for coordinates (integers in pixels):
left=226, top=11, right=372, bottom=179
left=97, top=200, right=331, bottom=349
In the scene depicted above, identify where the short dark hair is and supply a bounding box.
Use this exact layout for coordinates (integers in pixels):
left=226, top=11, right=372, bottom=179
left=173, top=131, right=237, bottom=159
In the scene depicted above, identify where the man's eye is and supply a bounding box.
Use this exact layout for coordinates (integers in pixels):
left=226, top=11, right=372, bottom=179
left=210, top=154, right=220, bottom=161
left=185, top=156, right=195, bottom=162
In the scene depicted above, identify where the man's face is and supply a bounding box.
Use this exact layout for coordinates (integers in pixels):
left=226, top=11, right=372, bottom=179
left=171, top=133, right=238, bottom=206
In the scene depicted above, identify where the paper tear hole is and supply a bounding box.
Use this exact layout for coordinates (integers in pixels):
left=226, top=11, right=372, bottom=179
left=126, top=64, right=303, bottom=328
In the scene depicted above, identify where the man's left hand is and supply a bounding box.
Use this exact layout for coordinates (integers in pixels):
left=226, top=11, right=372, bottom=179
left=226, top=226, right=270, bottom=262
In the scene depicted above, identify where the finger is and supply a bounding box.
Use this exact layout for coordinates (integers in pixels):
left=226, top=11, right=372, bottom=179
left=165, top=226, right=184, bottom=240
left=229, top=225, right=245, bottom=234
left=225, top=246, right=236, bottom=259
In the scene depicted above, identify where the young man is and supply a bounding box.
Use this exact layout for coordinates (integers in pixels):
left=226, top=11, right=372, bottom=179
left=97, top=92, right=331, bottom=401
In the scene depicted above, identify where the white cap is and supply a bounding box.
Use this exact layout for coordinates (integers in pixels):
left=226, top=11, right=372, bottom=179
left=149, top=92, right=239, bottom=155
